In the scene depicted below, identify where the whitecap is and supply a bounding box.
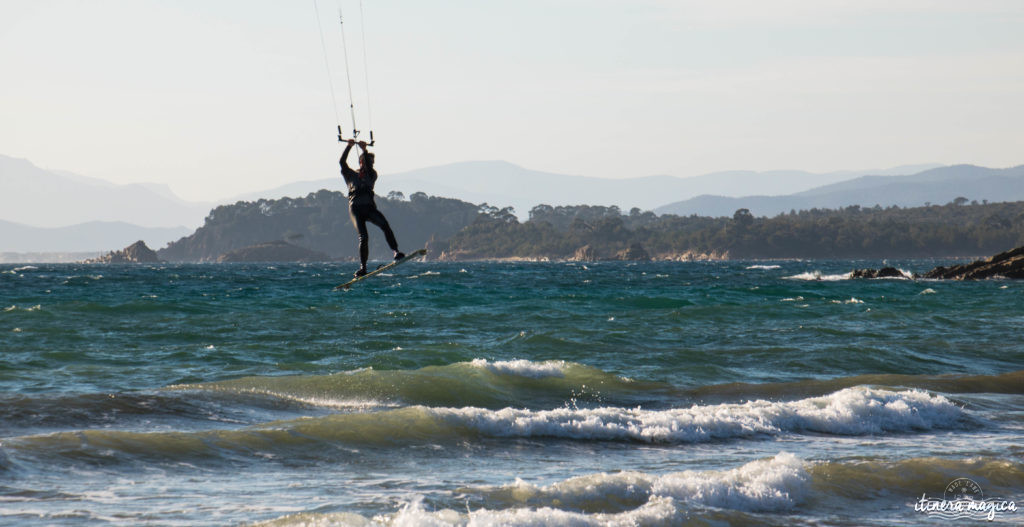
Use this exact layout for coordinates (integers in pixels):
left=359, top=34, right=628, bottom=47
left=258, top=494, right=684, bottom=526
left=747, top=264, right=782, bottom=270
left=470, top=359, right=568, bottom=379
left=429, top=387, right=966, bottom=443
left=465, top=452, right=808, bottom=514
left=785, top=271, right=850, bottom=281
left=3, top=305, right=42, bottom=312
left=920, top=288, right=937, bottom=295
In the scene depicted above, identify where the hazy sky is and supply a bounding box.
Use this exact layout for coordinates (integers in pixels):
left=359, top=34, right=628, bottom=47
left=3, top=0, right=1023, bottom=201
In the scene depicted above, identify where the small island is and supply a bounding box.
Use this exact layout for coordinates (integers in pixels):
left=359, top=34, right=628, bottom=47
left=83, top=240, right=160, bottom=263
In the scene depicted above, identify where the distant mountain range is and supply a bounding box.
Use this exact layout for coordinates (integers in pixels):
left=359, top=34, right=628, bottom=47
left=654, top=164, right=1024, bottom=217
left=0, top=155, right=211, bottom=229
left=0, top=219, right=190, bottom=253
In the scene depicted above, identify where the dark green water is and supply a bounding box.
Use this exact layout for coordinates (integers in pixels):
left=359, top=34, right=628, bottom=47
left=1, top=260, right=1022, bottom=525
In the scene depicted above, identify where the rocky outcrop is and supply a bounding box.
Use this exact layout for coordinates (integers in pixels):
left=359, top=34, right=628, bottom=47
left=84, top=240, right=160, bottom=263
left=920, top=246, right=1024, bottom=280
left=572, top=244, right=598, bottom=261
left=850, top=246, right=1024, bottom=280
left=216, top=241, right=330, bottom=263
left=615, top=243, right=650, bottom=261
left=851, top=267, right=908, bottom=279
left=663, top=249, right=729, bottom=261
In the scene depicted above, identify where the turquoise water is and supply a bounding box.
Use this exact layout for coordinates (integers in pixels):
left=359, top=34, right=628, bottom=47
left=1, top=260, right=1022, bottom=525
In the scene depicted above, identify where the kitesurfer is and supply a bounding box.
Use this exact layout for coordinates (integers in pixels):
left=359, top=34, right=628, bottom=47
left=340, top=139, right=404, bottom=276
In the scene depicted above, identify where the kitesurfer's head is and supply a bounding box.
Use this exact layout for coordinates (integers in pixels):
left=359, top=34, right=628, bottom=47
left=359, top=152, right=375, bottom=168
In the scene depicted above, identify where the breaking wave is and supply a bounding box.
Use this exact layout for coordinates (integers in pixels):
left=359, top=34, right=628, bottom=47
left=3, top=387, right=970, bottom=466
left=252, top=455, right=1024, bottom=526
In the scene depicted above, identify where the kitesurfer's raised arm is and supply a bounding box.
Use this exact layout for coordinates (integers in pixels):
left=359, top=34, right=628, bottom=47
left=340, top=139, right=358, bottom=180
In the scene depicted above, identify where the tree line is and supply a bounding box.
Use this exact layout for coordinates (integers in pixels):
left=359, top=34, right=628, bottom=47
left=434, top=201, right=1024, bottom=260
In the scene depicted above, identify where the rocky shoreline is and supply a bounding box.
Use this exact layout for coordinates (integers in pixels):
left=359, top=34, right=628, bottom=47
left=432, top=243, right=729, bottom=262
left=78, top=239, right=1024, bottom=274
left=919, top=245, right=1024, bottom=280
left=852, top=245, right=1024, bottom=280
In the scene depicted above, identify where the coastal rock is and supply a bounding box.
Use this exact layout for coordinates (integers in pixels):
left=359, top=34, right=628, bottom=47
left=84, top=240, right=160, bottom=263
left=615, top=243, right=650, bottom=261
left=851, top=267, right=907, bottom=279
left=921, top=245, right=1024, bottom=280
left=216, top=241, right=330, bottom=263
left=668, top=249, right=729, bottom=262
left=572, top=244, right=597, bottom=261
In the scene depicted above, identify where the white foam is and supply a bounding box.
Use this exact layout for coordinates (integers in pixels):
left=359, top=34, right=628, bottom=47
left=747, top=264, right=781, bottom=270
left=470, top=359, right=568, bottom=379
left=260, top=455, right=807, bottom=526
left=428, top=387, right=966, bottom=442
left=654, top=453, right=808, bottom=511
left=2, top=305, right=41, bottom=312
left=468, top=453, right=808, bottom=514
left=785, top=271, right=851, bottom=281
left=920, top=288, right=937, bottom=295
left=256, top=495, right=682, bottom=526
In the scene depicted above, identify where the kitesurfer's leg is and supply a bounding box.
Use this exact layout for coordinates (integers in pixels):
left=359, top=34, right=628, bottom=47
left=365, top=208, right=402, bottom=259
left=350, top=207, right=370, bottom=276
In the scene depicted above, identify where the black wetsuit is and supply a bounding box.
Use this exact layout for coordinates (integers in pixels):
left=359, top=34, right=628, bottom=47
left=340, top=143, right=399, bottom=269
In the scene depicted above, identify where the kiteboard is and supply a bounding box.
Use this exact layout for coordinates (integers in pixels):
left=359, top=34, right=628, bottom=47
left=333, top=248, right=427, bottom=290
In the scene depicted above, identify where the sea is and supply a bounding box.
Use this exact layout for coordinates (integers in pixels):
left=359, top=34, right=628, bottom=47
left=1, top=259, right=1021, bottom=526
